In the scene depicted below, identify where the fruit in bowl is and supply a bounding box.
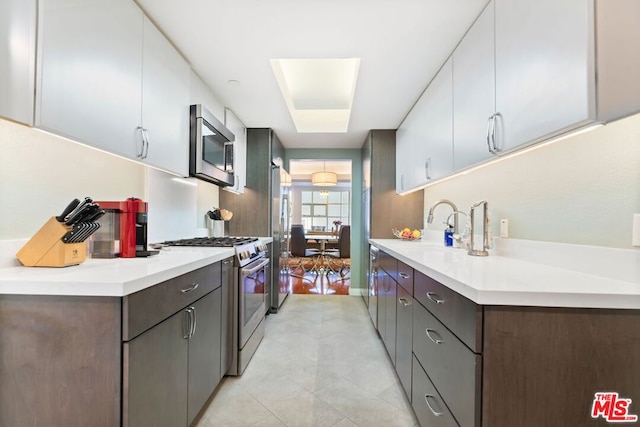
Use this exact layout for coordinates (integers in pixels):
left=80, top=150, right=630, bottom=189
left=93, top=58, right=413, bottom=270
left=392, top=228, right=421, bottom=240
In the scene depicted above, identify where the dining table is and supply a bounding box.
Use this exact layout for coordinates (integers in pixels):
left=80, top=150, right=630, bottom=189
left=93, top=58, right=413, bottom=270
left=305, top=231, right=339, bottom=275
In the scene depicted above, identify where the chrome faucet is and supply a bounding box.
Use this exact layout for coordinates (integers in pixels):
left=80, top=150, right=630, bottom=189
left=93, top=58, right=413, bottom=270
left=468, top=200, right=490, bottom=257
left=427, top=199, right=459, bottom=235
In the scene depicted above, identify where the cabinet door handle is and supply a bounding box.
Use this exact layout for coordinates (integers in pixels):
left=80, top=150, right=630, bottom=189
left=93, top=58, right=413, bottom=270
left=425, top=328, right=444, bottom=344
left=486, top=115, right=495, bottom=154
left=181, top=283, right=199, bottom=293
left=141, top=128, right=150, bottom=159
left=400, top=174, right=405, bottom=191
left=223, top=259, right=233, bottom=265
left=190, top=306, right=197, bottom=338
left=136, top=126, right=145, bottom=158
left=491, top=113, right=502, bottom=154
left=426, top=292, right=445, bottom=305
left=424, top=394, right=444, bottom=417
left=183, top=308, right=192, bottom=339
left=425, top=157, right=432, bottom=180
left=399, top=272, right=410, bottom=279
left=398, top=297, right=411, bottom=307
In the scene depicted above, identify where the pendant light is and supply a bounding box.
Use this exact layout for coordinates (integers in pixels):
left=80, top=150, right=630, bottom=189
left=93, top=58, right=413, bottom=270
left=311, top=161, right=337, bottom=186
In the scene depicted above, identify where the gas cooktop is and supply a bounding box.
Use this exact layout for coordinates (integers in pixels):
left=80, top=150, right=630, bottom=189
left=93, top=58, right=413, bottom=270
left=161, top=237, right=258, bottom=248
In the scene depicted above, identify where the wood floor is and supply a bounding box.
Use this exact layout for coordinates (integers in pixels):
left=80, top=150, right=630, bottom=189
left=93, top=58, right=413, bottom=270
left=285, top=258, right=351, bottom=295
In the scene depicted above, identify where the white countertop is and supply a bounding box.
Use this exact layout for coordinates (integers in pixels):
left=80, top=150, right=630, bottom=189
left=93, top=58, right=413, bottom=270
left=0, top=238, right=272, bottom=297
left=370, top=237, right=640, bottom=309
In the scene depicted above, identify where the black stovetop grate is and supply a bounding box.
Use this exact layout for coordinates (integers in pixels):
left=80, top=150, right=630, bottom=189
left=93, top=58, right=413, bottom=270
left=162, top=237, right=258, bottom=247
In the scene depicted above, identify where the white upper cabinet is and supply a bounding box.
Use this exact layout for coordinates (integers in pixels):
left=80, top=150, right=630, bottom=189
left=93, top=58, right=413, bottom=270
left=141, top=17, right=190, bottom=176
left=37, top=0, right=144, bottom=157
left=396, top=58, right=453, bottom=194
left=494, top=0, right=595, bottom=152
left=0, top=0, right=36, bottom=125
left=453, top=2, right=495, bottom=170
left=37, top=0, right=190, bottom=176
left=223, top=108, right=247, bottom=195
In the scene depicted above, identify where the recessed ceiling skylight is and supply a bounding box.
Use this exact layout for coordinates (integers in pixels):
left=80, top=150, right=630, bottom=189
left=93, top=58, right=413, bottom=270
left=270, top=58, right=360, bottom=133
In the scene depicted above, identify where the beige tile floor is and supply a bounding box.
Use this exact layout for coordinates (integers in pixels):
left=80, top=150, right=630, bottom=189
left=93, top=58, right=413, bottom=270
left=195, top=295, right=419, bottom=427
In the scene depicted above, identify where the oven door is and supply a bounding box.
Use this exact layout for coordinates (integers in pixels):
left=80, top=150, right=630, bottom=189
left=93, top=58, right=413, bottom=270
left=239, top=257, right=269, bottom=348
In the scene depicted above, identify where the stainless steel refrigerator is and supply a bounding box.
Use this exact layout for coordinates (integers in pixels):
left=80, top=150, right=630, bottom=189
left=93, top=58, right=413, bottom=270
left=271, top=166, right=291, bottom=312
left=220, top=128, right=289, bottom=313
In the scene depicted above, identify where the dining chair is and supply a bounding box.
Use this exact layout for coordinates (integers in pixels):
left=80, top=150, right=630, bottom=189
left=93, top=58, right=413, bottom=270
left=289, top=224, right=321, bottom=279
left=325, top=225, right=350, bottom=278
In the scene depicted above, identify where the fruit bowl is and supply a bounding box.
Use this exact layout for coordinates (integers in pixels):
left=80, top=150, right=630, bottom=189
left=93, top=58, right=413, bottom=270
left=392, top=228, right=421, bottom=241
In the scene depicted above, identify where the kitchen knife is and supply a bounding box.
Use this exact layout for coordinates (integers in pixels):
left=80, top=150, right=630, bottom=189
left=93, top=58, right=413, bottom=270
left=61, top=223, right=84, bottom=243
left=73, top=203, right=99, bottom=223
left=65, top=200, right=95, bottom=225
left=64, top=197, right=93, bottom=225
left=74, top=222, right=100, bottom=242
left=56, top=198, right=80, bottom=222
left=81, top=208, right=105, bottom=223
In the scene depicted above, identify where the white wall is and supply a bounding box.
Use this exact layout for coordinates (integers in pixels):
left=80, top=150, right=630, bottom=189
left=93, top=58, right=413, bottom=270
left=424, top=112, right=640, bottom=249
left=0, top=118, right=145, bottom=239
left=0, top=116, right=222, bottom=244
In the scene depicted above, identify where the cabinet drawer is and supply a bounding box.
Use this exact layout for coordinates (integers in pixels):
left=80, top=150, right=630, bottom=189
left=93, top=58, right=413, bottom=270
left=379, top=250, right=398, bottom=280
left=397, top=260, right=413, bottom=294
left=413, top=302, right=480, bottom=427
left=411, top=355, right=459, bottom=427
left=414, top=270, right=482, bottom=352
left=123, top=263, right=221, bottom=340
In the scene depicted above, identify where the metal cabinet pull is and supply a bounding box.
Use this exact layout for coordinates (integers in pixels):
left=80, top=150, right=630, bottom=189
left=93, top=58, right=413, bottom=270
left=398, top=297, right=411, bottom=307
left=141, top=128, right=150, bottom=159
left=181, top=283, right=199, bottom=293
left=424, top=394, right=444, bottom=417
left=426, top=292, right=445, bottom=305
left=425, top=157, right=432, bottom=180
left=183, top=308, right=192, bottom=339
left=401, top=174, right=405, bottom=191
left=399, top=272, right=410, bottom=280
left=190, top=306, right=196, bottom=337
left=425, top=328, right=444, bottom=344
left=486, top=115, right=495, bottom=154
left=223, top=259, right=233, bottom=265
left=136, top=126, right=145, bottom=158
left=491, top=113, right=502, bottom=154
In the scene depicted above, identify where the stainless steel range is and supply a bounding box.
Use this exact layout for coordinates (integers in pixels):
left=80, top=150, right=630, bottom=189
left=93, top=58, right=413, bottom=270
left=162, top=236, right=269, bottom=375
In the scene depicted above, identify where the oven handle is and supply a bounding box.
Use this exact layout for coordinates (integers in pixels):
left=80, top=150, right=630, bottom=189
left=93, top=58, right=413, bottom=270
left=241, top=258, right=270, bottom=276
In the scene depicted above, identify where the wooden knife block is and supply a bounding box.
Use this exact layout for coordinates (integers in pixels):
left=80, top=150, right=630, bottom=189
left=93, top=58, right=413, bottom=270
left=16, top=217, right=87, bottom=267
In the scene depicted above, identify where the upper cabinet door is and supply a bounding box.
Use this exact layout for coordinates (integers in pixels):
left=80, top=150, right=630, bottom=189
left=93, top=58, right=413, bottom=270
left=494, top=0, right=595, bottom=151
left=141, top=17, right=190, bottom=176
left=453, top=2, right=495, bottom=170
left=0, top=0, right=36, bottom=125
left=37, top=0, right=143, bottom=157
left=223, top=108, right=247, bottom=194
left=396, top=58, right=453, bottom=194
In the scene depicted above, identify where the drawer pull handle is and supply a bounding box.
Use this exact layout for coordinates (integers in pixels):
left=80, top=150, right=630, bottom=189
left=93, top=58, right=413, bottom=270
left=398, top=297, right=411, bottom=307
left=424, top=394, right=444, bottom=417
left=426, top=292, right=445, bottom=305
left=181, top=283, right=199, bottom=293
left=425, top=328, right=444, bottom=344
left=223, top=259, right=233, bottom=265
left=399, top=272, right=410, bottom=279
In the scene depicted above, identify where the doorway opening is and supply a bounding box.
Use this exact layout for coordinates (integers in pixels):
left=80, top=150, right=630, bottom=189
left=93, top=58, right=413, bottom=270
left=287, top=159, right=352, bottom=295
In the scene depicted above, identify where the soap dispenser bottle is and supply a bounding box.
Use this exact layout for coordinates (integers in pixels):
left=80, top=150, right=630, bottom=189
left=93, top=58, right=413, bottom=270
left=444, top=224, right=454, bottom=247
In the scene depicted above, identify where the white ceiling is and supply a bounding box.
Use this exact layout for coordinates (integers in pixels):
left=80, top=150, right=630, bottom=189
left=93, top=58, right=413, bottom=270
left=136, top=0, right=488, bottom=149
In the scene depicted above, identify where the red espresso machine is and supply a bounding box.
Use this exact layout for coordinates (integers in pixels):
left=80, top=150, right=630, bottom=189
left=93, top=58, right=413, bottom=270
left=90, top=197, right=158, bottom=258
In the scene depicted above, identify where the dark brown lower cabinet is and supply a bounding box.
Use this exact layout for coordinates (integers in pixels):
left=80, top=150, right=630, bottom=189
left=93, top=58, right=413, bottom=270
left=395, top=284, right=413, bottom=398
left=124, top=307, right=189, bottom=427
left=0, top=295, right=121, bottom=427
left=0, top=262, right=225, bottom=427
left=367, top=256, right=640, bottom=427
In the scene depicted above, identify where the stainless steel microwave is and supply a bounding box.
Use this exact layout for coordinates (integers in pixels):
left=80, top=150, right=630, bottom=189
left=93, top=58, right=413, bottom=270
left=189, top=104, right=235, bottom=187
